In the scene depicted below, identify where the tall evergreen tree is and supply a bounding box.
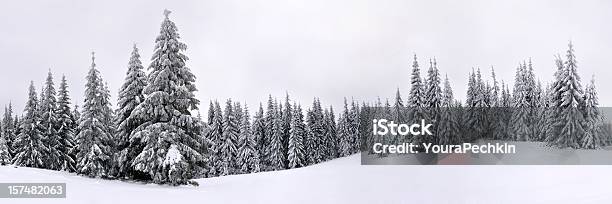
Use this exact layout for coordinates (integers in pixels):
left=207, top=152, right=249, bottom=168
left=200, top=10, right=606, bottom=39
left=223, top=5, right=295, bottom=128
left=260, top=96, right=276, bottom=169
left=581, top=77, right=602, bottom=149
left=424, top=59, right=442, bottom=144
left=464, top=68, right=489, bottom=141
left=0, top=135, right=9, bottom=165
left=126, top=10, right=205, bottom=185
left=39, top=70, right=62, bottom=170
left=116, top=44, right=147, bottom=177
left=407, top=55, right=425, bottom=143
left=510, top=63, right=532, bottom=141
left=408, top=54, right=424, bottom=107
left=56, top=75, right=77, bottom=172
left=2, top=103, right=15, bottom=157
left=12, top=82, right=46, bottom=168
left=438, top=75, right=459, bottom=144
left=252, top=103, right=266, bottom=170
left=319, top=107, right=334, bottom=161
left=281, top=93, right=292, bottom=167
left=424, top=59, right=442, bottom=108
left=548, top=42, right=585, bottom=148
left=544, top=56, right=566, bottom=144
left=266, top=99, right=285, bottom=171
left=288, top=104, right=306, bottom=169
left=236, top=105, right=260, bottom=173
left=75, top=53, right=115, bottom=178
left=391, top=89, right=405, bottom=144
left=220, top=99, right=239, bottom=175
left=336, top=98, right=351, bottom=157
left=305, top=98, right=326, bottom=164
left=206, top=100, right=223, bottom=177
left=0, top=104, right=13, bottom=165
left=348, top=100, right=360, bottom=153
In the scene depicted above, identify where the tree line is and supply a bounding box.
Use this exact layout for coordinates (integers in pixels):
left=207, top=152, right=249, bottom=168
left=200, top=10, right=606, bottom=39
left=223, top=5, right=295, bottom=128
left=0, top=10, right=361, bottom=186
left=0, top=9, right=609, bottom=186
left=360, top=42, right=610, bottom=155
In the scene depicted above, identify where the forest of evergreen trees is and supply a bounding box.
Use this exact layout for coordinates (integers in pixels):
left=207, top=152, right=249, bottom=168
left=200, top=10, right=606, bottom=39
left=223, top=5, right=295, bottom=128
left=0, top=10, right=360, bottom=186
left=360, top=43, right=611, bottom=154
left=0, top=10, right=609, bottom=186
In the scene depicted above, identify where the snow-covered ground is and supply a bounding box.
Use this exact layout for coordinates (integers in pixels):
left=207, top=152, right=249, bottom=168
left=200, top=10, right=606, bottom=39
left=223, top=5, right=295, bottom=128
left=2, top=151, right=612, bottom=204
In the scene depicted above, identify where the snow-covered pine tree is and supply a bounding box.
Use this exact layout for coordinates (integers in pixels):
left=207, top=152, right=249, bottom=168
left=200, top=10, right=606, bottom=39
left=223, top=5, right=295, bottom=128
left=0, top=107, right=12, bottom=165
left=281, top=93, right=292, bottom=167
left=39, top=70, right=62, bottom=170
left=56, top=75, right=77, bottom=172
left=276, top=102, right=289, bottom=167
left=220, top=99, right=239, bottom=175
left=206, top=100, right=223, bottom=177
left=252, top=103, right=266, bottom=170
left=544, top=56, right=566, bottom=144
left=510, top=63, right=532, bottom=141
left=115, top=44, right=147, bottom=178
left=101, top=82, right=116, bottom=145
left=526, top=59, right=537, bottom=107
left=424, top=59, right=442, bottom=108
left=438, top=75, right=459, bottom=145
left=463, top=70, right=477, bottom=140
left=195, top=112, right=211, bottom=178
left=126, top=10, right=206, bottom=185
left=475, top=68, right=489, bottom=108
left=548, top=42, right=585, bottom=148
left=391, top=88, right=405, bottom=144
left=581, top=76, right=603, bottom=149
left=536, top=84, right=553, bottom=142
left=489, top=67, right=505, bottom=140
left=532, top=80, right=545, bottom=141
left=262, top=96, right=277, bottom=169
left=288, top=103, right=306, bottom=168
left=463, top=68, right=489, bottom=141
left=490, top=67, right=500, bottom=107
left=377, top=99, right=392, bottom=157
left=0, top=135, right=9, bottom=165
left=325, top=106, right=338, bottom=160
left=526, top=60, right=541, bottom=140
left=236, top=105, right=261, bottom=173
left=494, top=80, right=512, bottom=140
left=2, top=103, right=16, bottom=157
left=315, top=98, right=328, bottom=161
left=75, top=53, right=115, bottom=178
left=337, top=98, right=351, bottom=157
left=424, top=59, right=442, bottom=144
left=408, top=54, right=424, bottom=108
left=320, top=108, right=331, bottom=160
left=268, top=99, right=285, bottom=171
left=407, top=55, right=425, bottom=142
left=348, top=100, right=360, bottom=153
left=12, top=82, right=47, bottom=168
left=359, top=102, right=374, bottom=152
left=320, top=107, right=336, bottom=161
left=466, top=70, right=476, bottom=107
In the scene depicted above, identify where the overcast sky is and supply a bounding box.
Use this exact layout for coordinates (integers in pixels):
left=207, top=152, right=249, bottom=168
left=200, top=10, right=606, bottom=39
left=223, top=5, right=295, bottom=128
left=1, top=0, right=611, bottom=115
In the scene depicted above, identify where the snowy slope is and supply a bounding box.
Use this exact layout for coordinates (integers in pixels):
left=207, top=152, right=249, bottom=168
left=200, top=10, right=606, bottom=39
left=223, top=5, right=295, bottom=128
left=2, top=153, right=612, bottom=204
